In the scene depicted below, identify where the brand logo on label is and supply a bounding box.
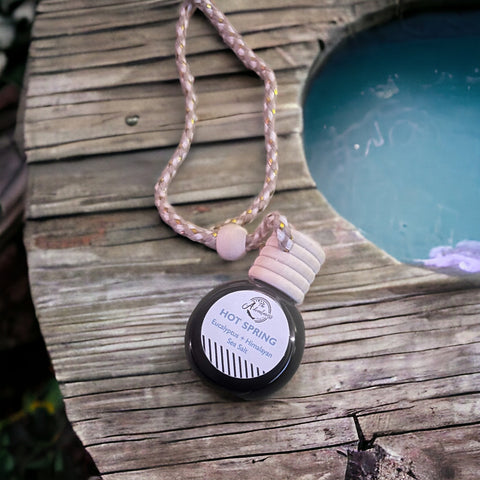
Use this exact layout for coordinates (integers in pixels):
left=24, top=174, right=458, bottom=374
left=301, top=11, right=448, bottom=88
left=242, top=296, right=272, bottom=323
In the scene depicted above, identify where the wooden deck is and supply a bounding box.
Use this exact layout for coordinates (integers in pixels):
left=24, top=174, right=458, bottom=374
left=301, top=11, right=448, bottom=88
left=22, top=1, right=480, bottom=478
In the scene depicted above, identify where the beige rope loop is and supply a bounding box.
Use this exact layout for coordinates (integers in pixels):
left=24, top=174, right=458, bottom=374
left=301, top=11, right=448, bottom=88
left=154, top=0, right=283, bottom=253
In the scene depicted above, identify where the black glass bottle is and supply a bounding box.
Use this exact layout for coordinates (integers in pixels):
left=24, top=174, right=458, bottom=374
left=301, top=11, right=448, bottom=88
left=185, top=278, right=305, bottom=400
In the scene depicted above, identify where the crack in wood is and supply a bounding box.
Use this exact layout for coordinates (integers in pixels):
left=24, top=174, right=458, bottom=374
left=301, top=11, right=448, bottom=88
left=344, top=414, right=420, bottom=479
left=352, top=413, right=377, bottom=452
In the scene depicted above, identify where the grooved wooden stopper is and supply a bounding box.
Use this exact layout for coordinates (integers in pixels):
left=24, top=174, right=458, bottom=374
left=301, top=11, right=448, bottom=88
left=249, top=229, right=325, bottom=304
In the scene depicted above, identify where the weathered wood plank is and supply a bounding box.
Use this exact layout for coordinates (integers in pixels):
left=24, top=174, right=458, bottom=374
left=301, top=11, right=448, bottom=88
left=84, top=416, right=356, bottom=473
left=32, top=1, right=354, bottom=38
left=26, top=134, right=314, bottom=218
left=24, top=76, right=305, bottom=162
left=25, top=41, right=317, bottom=99
left=63, top=371, right=480, bottom=432
left=99, top=448, right=350, bottom=480
left=24, top=68, right=305, bottom=109
left=29, top=24, right=330, bottom=73
left=25, top=188, right=330, bottom=252
left=35, top=0, right=367, bottom=16
left=358, top=395, right=480, bottom=440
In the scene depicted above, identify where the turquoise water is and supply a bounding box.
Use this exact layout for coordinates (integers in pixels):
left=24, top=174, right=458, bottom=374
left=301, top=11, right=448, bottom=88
left=304, top=11, right=480, bottom=266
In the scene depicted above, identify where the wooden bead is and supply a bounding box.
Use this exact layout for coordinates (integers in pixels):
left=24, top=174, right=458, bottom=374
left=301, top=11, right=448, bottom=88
left=216, top=223, right=247, bottom=261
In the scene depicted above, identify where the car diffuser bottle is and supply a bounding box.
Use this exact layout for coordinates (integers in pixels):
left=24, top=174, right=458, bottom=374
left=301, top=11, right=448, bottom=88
left=185, top=279, right=304, bottom=400
left=154, top=0, right=326, bottom=400
left=185, top=226, right=324, bottom=399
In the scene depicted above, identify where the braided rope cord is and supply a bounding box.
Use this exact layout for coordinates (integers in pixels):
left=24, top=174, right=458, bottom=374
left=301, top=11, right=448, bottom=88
left=154, top=0, right=291, bottom=252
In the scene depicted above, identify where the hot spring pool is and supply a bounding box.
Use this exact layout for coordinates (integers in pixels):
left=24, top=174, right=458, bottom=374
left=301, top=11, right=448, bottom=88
left=303, top=10, right=480, bottom=271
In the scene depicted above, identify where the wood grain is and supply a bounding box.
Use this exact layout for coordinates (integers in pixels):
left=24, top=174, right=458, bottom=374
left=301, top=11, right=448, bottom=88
left=26, top=133, right=315, bottom=218
left=22, top=0, right=480, bottom=478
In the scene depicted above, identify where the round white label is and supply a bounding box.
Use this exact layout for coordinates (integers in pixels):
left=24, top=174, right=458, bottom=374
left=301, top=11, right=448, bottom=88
left=200, top=290, right=290, bottom=379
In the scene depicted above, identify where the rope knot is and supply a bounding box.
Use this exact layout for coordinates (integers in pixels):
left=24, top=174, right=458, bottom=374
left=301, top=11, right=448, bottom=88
left=245, top=212, right=292, bottom=252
